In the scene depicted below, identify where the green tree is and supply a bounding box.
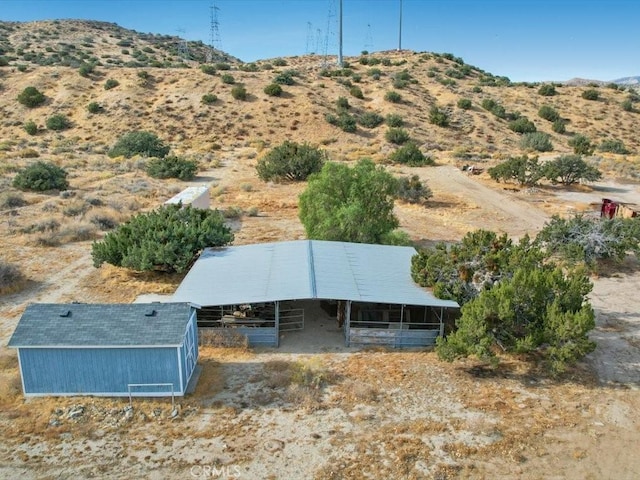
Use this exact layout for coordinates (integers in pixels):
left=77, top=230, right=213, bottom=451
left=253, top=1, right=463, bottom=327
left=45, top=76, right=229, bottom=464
left=91, top=204, right=233, bottom=273
left=108, top=131, right=170, bottom=158
left=388, top=143, right=434, bottom=167
left=544, top=154, right=601, bottom=185
left=298, top=159, right=399, bottom=244
left=256, top=141, right=326, bottom=182
left=488, top=155, right=544, bottom=186
left=17, top=86, right=46, bottom=108
left=146, top=156, right=198, bottom=181
left=568, top=134, right=595, bottom=155
left=13, top=161, right=69, bottom=191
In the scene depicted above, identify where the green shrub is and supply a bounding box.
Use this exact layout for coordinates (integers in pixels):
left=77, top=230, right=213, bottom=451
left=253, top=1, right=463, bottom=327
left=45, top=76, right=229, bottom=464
left=336, top=96, right=350, bottom=110
left=569, top=134, right=595, bottom=155
left=472, top=86, right=482, bottom=93
left=598, top=139, right=628, bottom=154
left=349, top=86, right=364, bottom=99
left=17, top=86, right=46, bottom=108
left=104, top=78, right=119, bottom=90
left=146, top=155, right=198, bottom=180
left=519, top=132, right=553, bottom=152
left=45, top=114, right=71, bottom=131
left=13, top=161, right=69, bottom=191
left=538, top=84, right=556, bottom=96
left=231, top=85, right=247, bottom=100
left=488, top=155, right=544, bottom=186
left=221, top=73, right=235, bottom=84
left=78, top=63, right=95, bottom=77
left=0, top=260, right=26, bottom=294
left=544, top=154, right=602, bottom=185
left=201, top=93, right=217, bottom=104
left=256, top=141, right=326, bottom=182
left=273, top=71, right=294, bottom=85
left=384, top=90, right=402, bottom=103
left=385, top=128, right=410, bottom=145
left=385, top=114, right=404, bottom=127
left=264, top=83, right=283, bottom=96
left=457, top=98, right=472, bottom=110
left=200, top=64, right=216, bottom=75
left=108, top=131, right=170, bottom=158
left=582, top=89, right=599, bottom=101
left=508, top=117, right=536, bottom=134
left=389, top=143, right=433, bottom=166
left=538, top=105, right=559, bottom=122
left=91, top=204, right=233, bottom=273
left=396, top=175, right=432, bottom=204
left=552, top=119, right=567, bottom=134
left=621, top=99, right=634, bottom=112
left=214, top=62, right=231, bottom=70
left=272, top=58, right=287, bottom=67
left=326, top=112, right=357, bottom=133
left=87, top=102, right=103, bottom=114
left=0, top=192, right=27, bottom=208
left=358, top=111, right=384, bottom=128
left=429, top=105, right=450, bottom=127
left=23, top=120, right=38, bottom=135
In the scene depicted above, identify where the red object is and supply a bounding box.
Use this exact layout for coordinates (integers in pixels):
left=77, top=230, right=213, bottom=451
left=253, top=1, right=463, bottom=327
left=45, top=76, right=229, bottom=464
left=601, top=198, right=618, bottom=219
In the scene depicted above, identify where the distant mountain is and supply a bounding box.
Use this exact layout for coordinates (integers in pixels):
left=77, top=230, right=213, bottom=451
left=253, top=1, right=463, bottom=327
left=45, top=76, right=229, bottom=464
left=613, top=76, right=640, bottom=85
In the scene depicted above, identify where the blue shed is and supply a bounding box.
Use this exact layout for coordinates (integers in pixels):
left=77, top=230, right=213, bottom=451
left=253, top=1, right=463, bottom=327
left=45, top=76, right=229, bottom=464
left=8, top=303, right=199, bottom=398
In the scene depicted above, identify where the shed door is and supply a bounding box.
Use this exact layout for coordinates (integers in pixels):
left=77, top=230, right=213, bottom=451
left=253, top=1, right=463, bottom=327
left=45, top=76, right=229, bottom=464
left=184, top=321, right=197, bottom=378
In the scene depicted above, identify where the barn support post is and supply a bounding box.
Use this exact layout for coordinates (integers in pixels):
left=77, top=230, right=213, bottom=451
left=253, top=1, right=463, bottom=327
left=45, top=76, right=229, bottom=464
left=439, top=307, right=444, bottom=337
left=400, top=304, right=405, bottom=327
left=275, top=301, right=280, bottom=347
left=344, top=300, right=351, bottom=347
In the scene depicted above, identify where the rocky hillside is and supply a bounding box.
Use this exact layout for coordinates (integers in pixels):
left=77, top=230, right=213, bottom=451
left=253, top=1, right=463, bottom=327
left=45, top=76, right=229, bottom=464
left=0, top=20, right=638, bottom=169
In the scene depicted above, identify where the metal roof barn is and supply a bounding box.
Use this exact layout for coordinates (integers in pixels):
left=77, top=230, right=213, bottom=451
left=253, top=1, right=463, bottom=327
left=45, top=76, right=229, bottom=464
left=8, top=303, right=199, bottom=398
left=173, top=240, right=458, bottom=348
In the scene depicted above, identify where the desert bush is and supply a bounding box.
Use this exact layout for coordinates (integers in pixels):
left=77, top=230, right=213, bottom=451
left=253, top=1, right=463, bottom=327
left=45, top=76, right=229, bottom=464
left=108, top=131, right=170, bottom=158
left=58, top=223, right=99, bottom=243
left=87, top=102, right=103, bottom=114
left=18, top=148, right=39, bottom=158
left=256, top=141, right=326, bottom=182
left=582, top=89, right=600, bottom=101
left=552, top=118, right=567, bottom=134
left=598, top=139, right=628, bottom=154
left=384, top=90, right=402, bottom=103
left=519, top=132, right=553, bottom=152
left=214, top=62, right=231, bottom=70
left=349, top=86, right=364, bottom=99
left=357, top=111, right=384, bottom=128
left=78, top=62, right=95, bottom=77
left=221, top=73, right=235, bottom=84
left=273, top=71, right=294, bottom=85
left=231, top=85, right=247, bottom=100
left=200, top=64, right=216, bottom=75
left=17, top=86, right=46, bottom=108
left=568, top=134, right=595, bottom=155
left=201, top=93, right=217, bottom=104
left=538, top=84, right=556, bottom=96
left=336, top=96, right=350, bottom=110
left=104, top=78, right=119, bottom=90
left=396, top=175, right=432, bottom=204
left=13, top=161, right=69, bottom=191
left=146, top=155, right=198, bottom=180
left=388, top=143, right=433, bottom=166
left=0, top=192, right=27, bottom=208
left=62, top=199, right=90, bottom=217
left=45, top=114, right=71, bottom=131
left=272, top=58, right=287, bottom=66
left=385, top=114, right=404, bottom=127
left=326, top=112, right=357, bottom=133
left=87, top=209, right=120, bottom=230
left=621, top=99, right=634, bottom=112
left=0, top=260, right=26, bottom=294
left=457, top=98, right=472, bottom=110
left=429, top=105, right=450, bottom=127
left=538, top=105, right=559, bottom=122
left=23, top=120, right=38, bottom=135
left=508, top=117, right=536, bottom=134
left=92, top=204, right=233, bottom=273
left=385, top=128, right=410, bottom=145
left=264, top=83, right=283, bottom=96
left=544, top=154, right=601, bottom=185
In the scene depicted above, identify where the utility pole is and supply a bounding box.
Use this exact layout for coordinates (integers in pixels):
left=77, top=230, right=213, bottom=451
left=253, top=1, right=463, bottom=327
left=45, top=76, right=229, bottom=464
left=398, top=0, right=403, bottom=51
left=337, top=0, right=343, bottom=67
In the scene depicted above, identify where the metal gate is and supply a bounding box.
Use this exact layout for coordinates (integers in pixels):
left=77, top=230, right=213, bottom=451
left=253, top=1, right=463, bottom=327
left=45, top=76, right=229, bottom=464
left=278, top=308, right=304, bottom=332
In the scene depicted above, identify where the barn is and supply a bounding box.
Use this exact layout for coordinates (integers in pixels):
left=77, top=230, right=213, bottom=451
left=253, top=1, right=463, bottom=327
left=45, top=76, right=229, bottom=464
left=172, top=240, right=459, bottom=348
left=8, top=303, right=199, bottom=398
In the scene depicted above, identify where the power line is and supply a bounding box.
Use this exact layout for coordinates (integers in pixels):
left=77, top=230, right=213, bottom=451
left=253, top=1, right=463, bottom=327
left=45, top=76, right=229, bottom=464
left=207, top=1, right=221, bottom=62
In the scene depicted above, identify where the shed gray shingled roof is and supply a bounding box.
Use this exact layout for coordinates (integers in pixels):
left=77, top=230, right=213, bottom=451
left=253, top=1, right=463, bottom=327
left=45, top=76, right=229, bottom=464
left=172, top=240, right=459, bottom=309
left=8, top=303, right=193, bottom=348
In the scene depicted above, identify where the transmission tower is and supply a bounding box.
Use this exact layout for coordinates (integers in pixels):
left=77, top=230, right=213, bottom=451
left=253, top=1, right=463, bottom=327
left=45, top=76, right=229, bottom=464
left=176, top=28, right=189, bottom=60
left=322, top=0, right=337, bottom=66
left=364, top=23, right=373, bottom=52
left=315, top=28, right=322, bottom=55
left=305, top=21, right=314, bottom=55
left=207, top=2, right=221, bottom=62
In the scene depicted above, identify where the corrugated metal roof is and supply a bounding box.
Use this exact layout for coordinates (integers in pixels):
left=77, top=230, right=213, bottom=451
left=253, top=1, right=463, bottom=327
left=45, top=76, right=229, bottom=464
left=172, top=240, right=458, bottom=309
left=8, top=303, right=193, bottom=348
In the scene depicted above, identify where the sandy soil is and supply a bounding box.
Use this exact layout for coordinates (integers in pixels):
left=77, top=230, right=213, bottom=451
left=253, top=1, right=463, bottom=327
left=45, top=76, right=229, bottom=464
left=1, top=160, right=639, bottom=479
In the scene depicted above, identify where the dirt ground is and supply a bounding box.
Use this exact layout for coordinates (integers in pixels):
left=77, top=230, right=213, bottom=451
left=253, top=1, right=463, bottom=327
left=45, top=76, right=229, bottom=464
left=1, top=158, right=639, bottom=479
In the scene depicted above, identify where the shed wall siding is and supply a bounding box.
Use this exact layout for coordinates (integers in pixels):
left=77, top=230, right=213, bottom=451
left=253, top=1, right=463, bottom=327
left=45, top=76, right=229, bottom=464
left=19, top=347, right=181, bottom=396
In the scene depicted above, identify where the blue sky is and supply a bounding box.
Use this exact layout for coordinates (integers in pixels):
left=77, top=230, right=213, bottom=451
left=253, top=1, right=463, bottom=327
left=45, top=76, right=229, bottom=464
left=1, top=0, right=637, bottom=82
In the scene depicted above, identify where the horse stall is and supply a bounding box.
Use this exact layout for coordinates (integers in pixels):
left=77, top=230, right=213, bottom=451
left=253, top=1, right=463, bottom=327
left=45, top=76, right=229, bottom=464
left=196, top=302, right=279, bottom=347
